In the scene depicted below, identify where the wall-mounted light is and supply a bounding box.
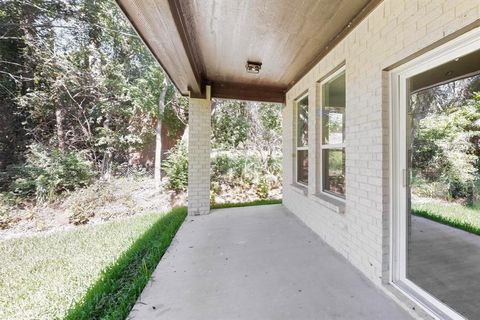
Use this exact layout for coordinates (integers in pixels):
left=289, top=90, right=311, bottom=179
left=246, top=61, right=262, bottom=74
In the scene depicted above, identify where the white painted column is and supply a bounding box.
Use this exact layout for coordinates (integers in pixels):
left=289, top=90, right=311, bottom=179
left=188, top=86, right=211, bottom=215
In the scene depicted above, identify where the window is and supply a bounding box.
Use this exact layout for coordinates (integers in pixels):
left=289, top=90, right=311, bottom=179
left=320, top=68, right=345, bottom=198
left=295, top=95, right=308, bottom=186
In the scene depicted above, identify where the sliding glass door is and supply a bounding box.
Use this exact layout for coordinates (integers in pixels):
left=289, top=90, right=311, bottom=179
left=391, top=30, right=480, bottom=320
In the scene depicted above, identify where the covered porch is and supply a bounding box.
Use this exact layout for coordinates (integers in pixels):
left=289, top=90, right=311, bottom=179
left=128, top=204, right=411, bottom=319
left=116, top=0, right=380, bottom=216
left=117, top=0, right=480, bottom=319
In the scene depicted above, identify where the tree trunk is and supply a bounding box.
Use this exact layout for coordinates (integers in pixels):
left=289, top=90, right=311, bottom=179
left=154, top=78, right=169, bottom=188
left=56, top=107, right=66, bottom=151
left=154, top=119, right=162, bottom=185
left=101, top=112, right=112, bottom=180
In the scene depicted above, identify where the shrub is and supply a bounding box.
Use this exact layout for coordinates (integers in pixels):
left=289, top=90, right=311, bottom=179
left=68, top=181, right=117, bottom=225
left=0, top=171, right=10, bottom=192
left=0, top=195, right=17, bottom=230
left=411, top=175, right=450, bottom=200
left=162, top=141, right=188, bottom=191
left=211, top=152, right=264, bottom=186
left=256, top=176, right=269, bottom=199
left=9, top=144, right=94, bottom=202
left=412, top=93, right=480, bottom=200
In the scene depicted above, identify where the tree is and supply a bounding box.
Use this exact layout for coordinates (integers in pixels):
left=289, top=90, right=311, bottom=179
left=0, top=0, right=188, bottom=196
left=411, top=77, right=480, bottom=200
left=154, top=77, right=168, bottom=186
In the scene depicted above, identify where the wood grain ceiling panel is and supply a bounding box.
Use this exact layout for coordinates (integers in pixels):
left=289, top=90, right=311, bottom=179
left=116, top=0, right=381, bottom=102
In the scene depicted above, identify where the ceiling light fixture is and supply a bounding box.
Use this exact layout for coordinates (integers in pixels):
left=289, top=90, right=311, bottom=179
left=246, top=61, right=262, bottom=74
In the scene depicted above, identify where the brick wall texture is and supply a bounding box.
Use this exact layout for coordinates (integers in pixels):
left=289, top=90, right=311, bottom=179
left=188, top=95, right=211, bottom=216
left=283, top=0, right=480, bottom=288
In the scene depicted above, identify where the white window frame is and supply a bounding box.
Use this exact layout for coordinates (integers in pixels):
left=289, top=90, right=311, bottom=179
left=295, top=93, right=309, bottom=187
left=390, top=27, right=480, bottom=320
left=318, top=66, right=346, bottom=200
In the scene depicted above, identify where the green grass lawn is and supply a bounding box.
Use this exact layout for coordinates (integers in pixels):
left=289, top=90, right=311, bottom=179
left=211, top=198, right=282, bottom=209
left=0, top=208, right=186, bottom=320
left=412, top=200, right=480, bottom=235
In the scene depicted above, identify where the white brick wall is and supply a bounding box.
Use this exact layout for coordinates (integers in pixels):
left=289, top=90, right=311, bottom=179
left=188, top=87, right=211, bottom=216
left=283, top=0, right=480, bottom=291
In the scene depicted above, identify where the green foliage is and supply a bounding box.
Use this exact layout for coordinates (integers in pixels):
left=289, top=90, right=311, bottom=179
left=211, top=101, right=250, bottom=149
left=412, top=92, right=480, bottom=200
left=68, top=182, right=117, bottom=225
left=10, top=144, right=94, bottom=202
left=0, top=210, right=173, bottom=319
left=256, top=176, right=269, bottom=199
left=211, top=199, right=282, bottom=209
left=211, top=152, right=264, bottom=186
left=65, top=207, right=187, bottom=320
left=162, top=141, right=188, bottom=191
left=411, top=176, right=450, bottom=200
left=259, top=103, right=282, bottom=135
left=0, top=194, right=18, bottom=230
left=412, top=208, right=480, bottom=236
left=210, top=100, right=282, bottom=202
left=1, top=0, right=188, bottom=193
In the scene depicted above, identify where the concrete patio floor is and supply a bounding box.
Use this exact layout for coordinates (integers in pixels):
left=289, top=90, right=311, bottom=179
left=128, top=204, right=412, bottom=320
left=409, top=215, right=480, bottom=320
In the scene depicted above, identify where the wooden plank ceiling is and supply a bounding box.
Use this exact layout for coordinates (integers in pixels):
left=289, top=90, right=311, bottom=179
left=117, top=0, right=381, bottom=103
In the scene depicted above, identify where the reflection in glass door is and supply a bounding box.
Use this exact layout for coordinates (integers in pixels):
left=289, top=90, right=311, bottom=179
left=404, top=49, right=480, bottom=319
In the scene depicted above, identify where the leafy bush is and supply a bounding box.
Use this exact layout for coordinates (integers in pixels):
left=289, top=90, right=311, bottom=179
left=68, top=181, right=117, bottom=225
left=211, top=101, right=250, bottom=149
left=0, top=195, right=18, bottom=230
left=211, top=152, right=264, bottom=186
left=412, top=92, right=480, bottom=200
left=162, top=141, right=188, bottom=191
left=256, top=176, right=269, bottom=199
left=0, top=171, right=10, bottom=192
left=411, top=175, right=450, bottom=200
left=9, top=144, right=94, bottom=202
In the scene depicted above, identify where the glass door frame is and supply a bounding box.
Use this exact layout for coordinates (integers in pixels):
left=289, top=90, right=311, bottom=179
left=389, top=27, right=480, bottom=320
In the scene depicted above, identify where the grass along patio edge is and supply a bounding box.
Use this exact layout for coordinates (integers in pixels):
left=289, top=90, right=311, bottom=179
left=65, top=207, right=187, bottom=320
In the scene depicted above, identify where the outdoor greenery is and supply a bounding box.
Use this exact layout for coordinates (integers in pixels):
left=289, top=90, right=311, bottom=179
left=210, top=100, right=282, bottom=204
left=0, top=0, right=282, bottom=211
left=8, top=143, right=95, bottom=202
left=412, top=202, right=480, bottom=236
left=0, top=0, right=187, bottom=200
left=160, top=99, right=283, bottom=203
left=0, top=210, right=176, bottom=320
left=0, top=1, right=283, bottom=319
left=162, top=141, right=188, bottom=191
left=65, top=207, right=186, bottom=320
left=410, top=75, right=480, bottom=233
left=211, top=199, right=282, bottom=209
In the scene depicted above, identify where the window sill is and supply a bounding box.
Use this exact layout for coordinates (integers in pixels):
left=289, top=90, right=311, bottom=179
left=312, top=192, right=345, bottom=214
left=290, top=183, right=308, bottom=197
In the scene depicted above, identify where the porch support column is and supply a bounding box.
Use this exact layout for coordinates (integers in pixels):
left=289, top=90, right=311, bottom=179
left=188, top=86, right=211, bottom=215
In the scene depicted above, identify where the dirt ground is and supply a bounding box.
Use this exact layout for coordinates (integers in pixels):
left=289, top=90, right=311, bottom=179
left=0, top=177, right=281, bottom=240
left=0, top=177, right=186, bottom=240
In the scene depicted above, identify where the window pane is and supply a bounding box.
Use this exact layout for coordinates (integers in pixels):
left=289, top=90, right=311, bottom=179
left=322, top=72, right=345, bottom=145
left=323, top=149, right=345, bottom=196
left=297, top=150, right=308, bottom=185
left=297, top=96, right=308, bottom=147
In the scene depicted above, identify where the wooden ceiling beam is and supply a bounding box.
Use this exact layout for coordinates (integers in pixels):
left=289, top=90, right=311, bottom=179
left=211, top=82, right=286, bottom=104
left=168, top=0, right=206, bottom=92
left=115, top=0, right=202, bottom=97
